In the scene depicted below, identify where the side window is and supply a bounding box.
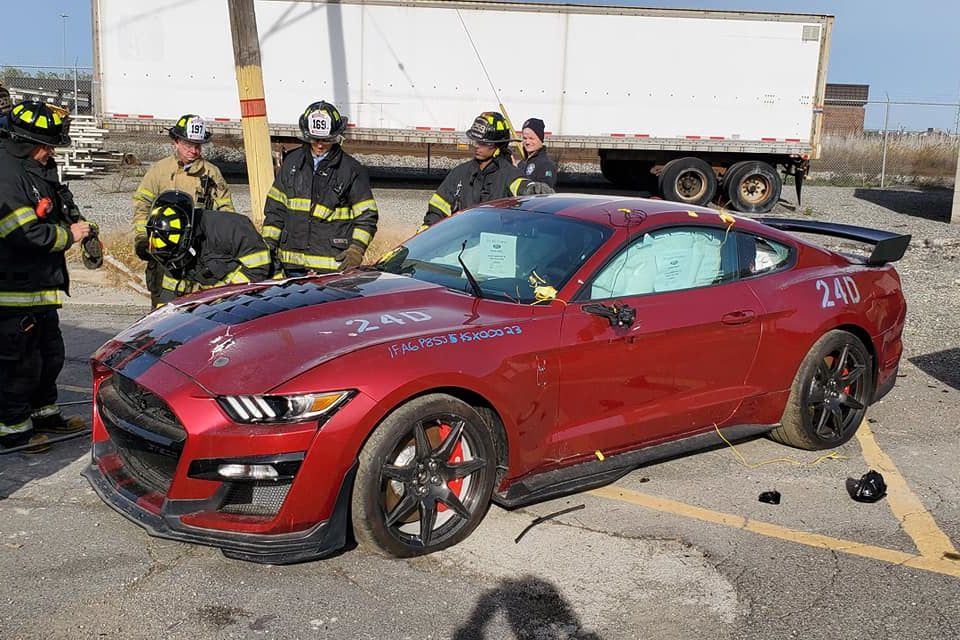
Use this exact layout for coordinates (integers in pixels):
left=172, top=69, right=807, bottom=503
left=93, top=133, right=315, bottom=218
left=736, top=233, right=791, bottom=277
left=588, top=226, right=737, bottom=299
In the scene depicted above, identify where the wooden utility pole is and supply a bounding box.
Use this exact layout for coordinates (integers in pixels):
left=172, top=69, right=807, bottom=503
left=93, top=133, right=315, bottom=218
left=227, top=0, right=272, bottom=228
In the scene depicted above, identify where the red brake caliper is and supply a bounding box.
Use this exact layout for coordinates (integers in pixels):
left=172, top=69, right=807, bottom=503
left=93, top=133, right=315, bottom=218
left=436, top=424, right=465, bottom=513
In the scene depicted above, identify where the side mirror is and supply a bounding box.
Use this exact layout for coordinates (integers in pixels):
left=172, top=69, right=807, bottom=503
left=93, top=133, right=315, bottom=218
left=582, top=302, right=636, bottom=328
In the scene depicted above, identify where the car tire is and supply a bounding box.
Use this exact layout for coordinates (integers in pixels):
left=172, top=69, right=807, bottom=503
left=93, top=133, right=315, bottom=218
left=351, top=393, right=497, bottom=557
left=769, top=330, right=874, bottom=450
left=724, top=160, right=782, bottom=213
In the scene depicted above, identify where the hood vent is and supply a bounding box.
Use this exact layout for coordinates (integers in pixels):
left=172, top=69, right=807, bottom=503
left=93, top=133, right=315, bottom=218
left=187, top=281, right=361, bottom=325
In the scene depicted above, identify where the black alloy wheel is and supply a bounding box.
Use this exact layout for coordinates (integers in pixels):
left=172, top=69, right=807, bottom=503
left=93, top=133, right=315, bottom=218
left=770, top=330, right=874, bottom=450
left=352, top=394, right=497, bottom=557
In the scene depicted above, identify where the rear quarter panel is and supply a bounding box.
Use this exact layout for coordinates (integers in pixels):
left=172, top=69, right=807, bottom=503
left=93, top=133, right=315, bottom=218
left=742, top=243, right=905, bottom=423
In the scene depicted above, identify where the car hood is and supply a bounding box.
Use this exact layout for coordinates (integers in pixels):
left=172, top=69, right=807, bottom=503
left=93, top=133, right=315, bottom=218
left=96, top=272, right=519, bottom=395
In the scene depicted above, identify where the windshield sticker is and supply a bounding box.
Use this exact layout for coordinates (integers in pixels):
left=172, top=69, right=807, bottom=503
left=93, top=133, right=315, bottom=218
left=387, top=325, right=523, bottom=358
left=346, top=311, right=433, bottom=336
left=477, top=232, right=517, bottom=278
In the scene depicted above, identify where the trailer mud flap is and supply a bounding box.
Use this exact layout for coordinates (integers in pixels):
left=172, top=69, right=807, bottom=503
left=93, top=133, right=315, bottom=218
left=795, top=166, right=804, bottom=206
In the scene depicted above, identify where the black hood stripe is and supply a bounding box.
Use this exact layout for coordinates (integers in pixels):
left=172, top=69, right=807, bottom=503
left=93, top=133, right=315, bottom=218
left=186, top=280, right=361, bottom=325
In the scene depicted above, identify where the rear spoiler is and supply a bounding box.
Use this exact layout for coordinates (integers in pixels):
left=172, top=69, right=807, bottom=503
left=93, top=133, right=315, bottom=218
left=757, top=218, right=911, bottom=265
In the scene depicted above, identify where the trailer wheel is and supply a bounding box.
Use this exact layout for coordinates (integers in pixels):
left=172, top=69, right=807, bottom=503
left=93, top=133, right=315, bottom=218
left=658, top=157, right=717, bottom=206
left=724, top=161, right=782, bottom=213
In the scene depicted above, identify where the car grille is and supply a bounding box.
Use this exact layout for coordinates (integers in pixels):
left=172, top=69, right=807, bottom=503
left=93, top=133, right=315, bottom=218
left=220, top=482, right=292, bottom=516
left=97, top=375, right=186, bottom=494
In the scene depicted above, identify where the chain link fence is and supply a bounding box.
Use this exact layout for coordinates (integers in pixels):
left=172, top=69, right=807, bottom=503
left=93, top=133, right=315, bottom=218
left=0, top=64, right=93, bottom=115
left=812, top=98, right=960, bottom=187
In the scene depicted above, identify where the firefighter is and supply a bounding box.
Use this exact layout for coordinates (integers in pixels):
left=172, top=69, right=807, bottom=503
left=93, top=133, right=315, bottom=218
left=145, top=191, right=276, bottom=306
left=0, top=86, right=12, bottom=133
left=422, top=111, right=553, bottom=228
left=0, top=101, right=91, bottom=452
left=262, top=100, right=378, bottom=275
left=133, top=114, right=235, bottom=306
left=516, top=117, right=558, bottom=189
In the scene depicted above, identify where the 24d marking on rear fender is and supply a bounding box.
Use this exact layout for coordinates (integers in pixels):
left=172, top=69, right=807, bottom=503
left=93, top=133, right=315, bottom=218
left=816, top=277, right=861, bottom=308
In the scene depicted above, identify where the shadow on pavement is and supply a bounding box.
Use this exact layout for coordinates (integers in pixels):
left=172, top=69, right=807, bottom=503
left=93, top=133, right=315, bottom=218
left=452, top=575, right=601, bottom=640
left=909, top=347, right=960, bottom=390
left=853, top=187, right=953, bottom=223
left=0, top=321, right=118, bottom=500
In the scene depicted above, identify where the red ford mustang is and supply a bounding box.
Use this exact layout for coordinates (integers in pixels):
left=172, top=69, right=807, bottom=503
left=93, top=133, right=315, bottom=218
left=84, top=195, right=909, bottom=563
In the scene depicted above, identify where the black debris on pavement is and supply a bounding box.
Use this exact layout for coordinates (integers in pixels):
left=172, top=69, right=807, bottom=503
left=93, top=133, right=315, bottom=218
left=846, top=470, right=887, bottom=503
left=514, top=504, right=586, bottom=544
left=758, top=490, right=781, bottom=505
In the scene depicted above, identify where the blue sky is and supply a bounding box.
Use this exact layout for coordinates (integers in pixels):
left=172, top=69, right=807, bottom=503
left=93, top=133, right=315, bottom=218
left=2, top=0, right=958, bottom=131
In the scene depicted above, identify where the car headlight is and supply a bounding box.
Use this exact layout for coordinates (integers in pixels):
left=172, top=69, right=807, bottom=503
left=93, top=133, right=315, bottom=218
left=217, top=391, right=353, bottom=424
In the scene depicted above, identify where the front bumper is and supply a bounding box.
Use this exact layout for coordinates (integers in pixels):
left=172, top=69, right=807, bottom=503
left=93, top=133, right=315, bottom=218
left=83, top=359, right=366, bottom=564
left=82, top=444, right=355, bottom=564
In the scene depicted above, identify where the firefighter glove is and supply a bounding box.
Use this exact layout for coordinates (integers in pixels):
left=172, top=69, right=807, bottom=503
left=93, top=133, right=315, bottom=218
left=336, top=245, right=364, bottom=271
left=134, top=234, right=151, bottom=261
left=519, top=181, right=555, bottom=196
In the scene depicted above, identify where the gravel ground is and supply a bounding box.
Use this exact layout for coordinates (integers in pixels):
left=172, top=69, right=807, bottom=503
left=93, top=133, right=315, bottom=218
left=64, top=165, right=960, bottom=375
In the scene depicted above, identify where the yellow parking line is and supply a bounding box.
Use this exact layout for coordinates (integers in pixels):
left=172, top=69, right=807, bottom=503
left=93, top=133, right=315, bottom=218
left=590, top=485, right=960, bottom=579
left=856, top=422, right=958, bottom=559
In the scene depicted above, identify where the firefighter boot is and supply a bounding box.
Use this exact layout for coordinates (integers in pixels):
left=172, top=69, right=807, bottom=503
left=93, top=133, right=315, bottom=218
left=32, top=406, right=87, bottom=434
left=0, top=429, right=51, bottom=454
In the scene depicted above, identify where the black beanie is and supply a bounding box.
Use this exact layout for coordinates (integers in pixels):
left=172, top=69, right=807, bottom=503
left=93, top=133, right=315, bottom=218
left=522, top=118, right=545, bottom=142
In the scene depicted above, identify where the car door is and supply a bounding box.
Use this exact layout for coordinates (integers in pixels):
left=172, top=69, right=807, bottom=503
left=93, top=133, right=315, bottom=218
left=551, top=225, right=764, bottom=461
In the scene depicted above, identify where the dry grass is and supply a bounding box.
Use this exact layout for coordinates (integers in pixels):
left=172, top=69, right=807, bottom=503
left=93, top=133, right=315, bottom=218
left=812, top=134, right=958, bottom=186
left=100, top=230, right=148, bottom=289
left=364, top=227, right=415, bottom=264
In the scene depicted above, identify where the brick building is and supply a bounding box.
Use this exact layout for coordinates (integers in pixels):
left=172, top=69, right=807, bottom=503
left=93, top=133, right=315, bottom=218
left=823, top=83, right=869, bottom=136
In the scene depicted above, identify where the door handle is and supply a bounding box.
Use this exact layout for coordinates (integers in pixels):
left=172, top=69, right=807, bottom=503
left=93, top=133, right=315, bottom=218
left=722, top=309, right=756, bottom=325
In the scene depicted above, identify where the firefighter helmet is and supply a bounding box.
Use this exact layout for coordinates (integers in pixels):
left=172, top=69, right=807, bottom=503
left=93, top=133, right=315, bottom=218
left=298, top=100, right=346, bottom=142
left=465, top=111, right=515, bottom=145
left=145, top=191, right=196, bottom=267
left=169, top=114, right=213, bottom=144
left=5, top=101, right=71, bottom=146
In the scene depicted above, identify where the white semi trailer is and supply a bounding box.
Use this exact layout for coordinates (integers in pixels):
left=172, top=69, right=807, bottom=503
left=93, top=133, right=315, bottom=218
left=91, top=0, right=833, bottom=212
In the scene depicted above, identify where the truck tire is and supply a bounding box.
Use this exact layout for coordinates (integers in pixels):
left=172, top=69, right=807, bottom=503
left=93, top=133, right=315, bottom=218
left=658, top=157, right=717, bottom=206
left=724, top=161, right=782, bottom=213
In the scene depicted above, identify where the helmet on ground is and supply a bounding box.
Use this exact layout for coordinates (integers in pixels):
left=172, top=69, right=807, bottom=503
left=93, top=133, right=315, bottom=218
left=5, top=101, right=71, bottom=146
left=169, top=114, right=212, bottom=144
left=298, top=100, right=346, bottom=142
left=466, top=111, right=514, bottom=145
left=146, top=191, right=196, bottom=266
left=0, top=87, right=11, bottom=115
